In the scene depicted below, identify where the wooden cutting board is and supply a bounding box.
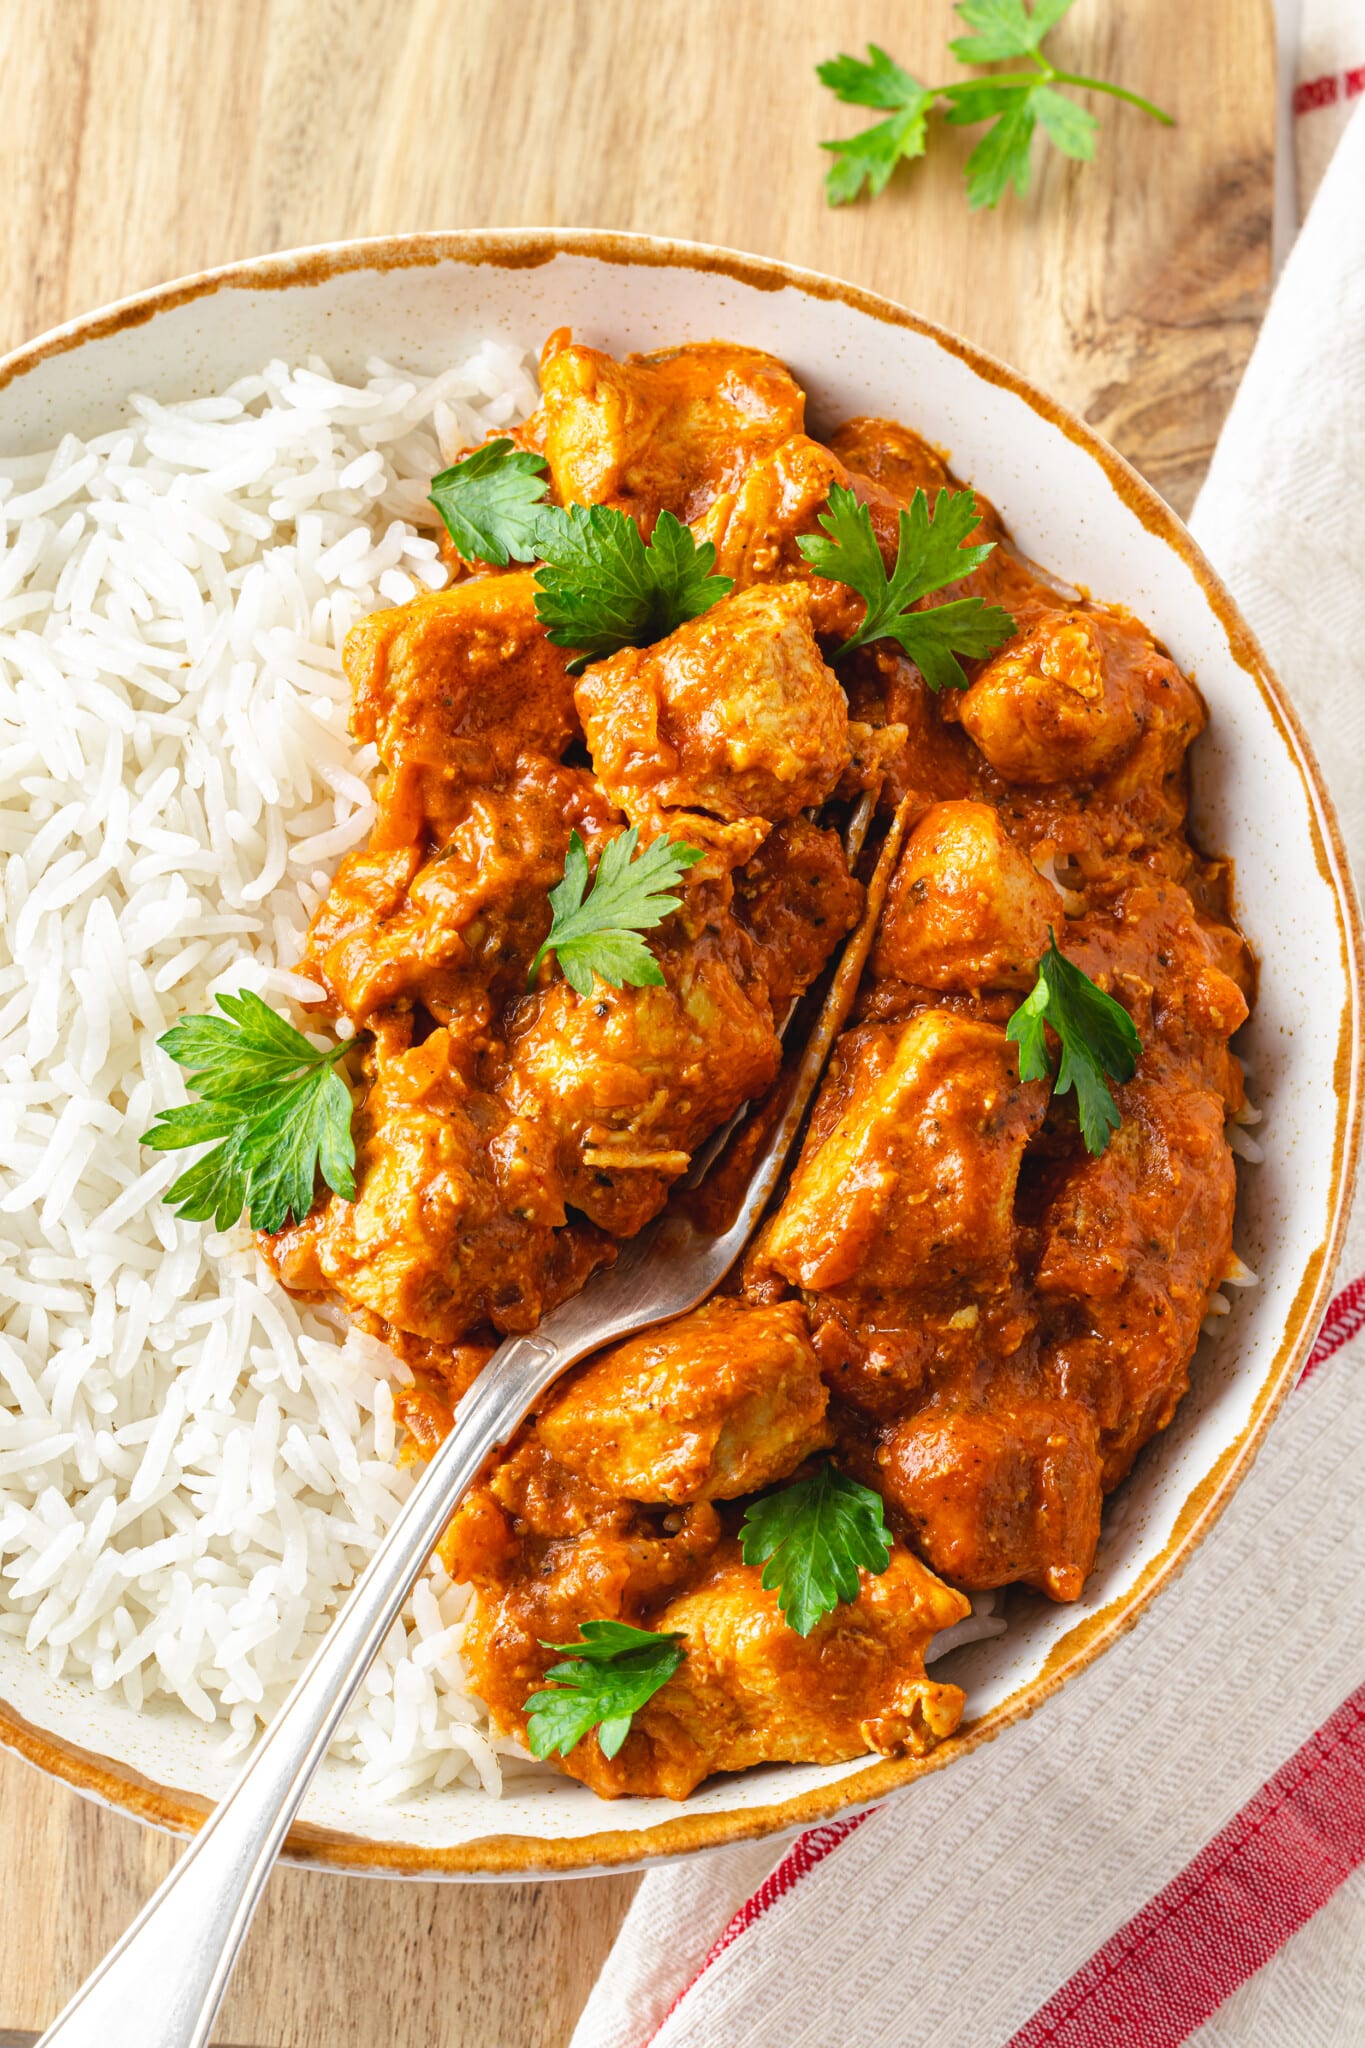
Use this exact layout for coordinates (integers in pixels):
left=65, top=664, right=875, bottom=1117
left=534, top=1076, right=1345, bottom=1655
left=0, top=2, right=1273, bottom=2043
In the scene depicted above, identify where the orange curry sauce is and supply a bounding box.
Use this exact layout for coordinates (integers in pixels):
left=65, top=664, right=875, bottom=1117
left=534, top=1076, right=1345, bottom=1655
left=262, top=334, right=1252, bottom=1799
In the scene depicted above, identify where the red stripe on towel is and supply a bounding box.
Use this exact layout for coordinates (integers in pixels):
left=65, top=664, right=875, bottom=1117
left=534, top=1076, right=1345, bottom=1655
left=1293, top=67, right=1365, bottom=114
left=1006, top=1686, right=1365, bottom=2048
left=644, top=1812, right=873, bottom=2043
left=1300, top=1269, right=1365, bottom=1382
left=1294, top=73, right=1341, bottom=114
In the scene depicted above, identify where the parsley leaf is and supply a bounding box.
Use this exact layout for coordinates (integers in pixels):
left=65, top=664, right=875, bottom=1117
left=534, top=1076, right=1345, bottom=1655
left=797, top=483, right=1015, bottom=689
left=528, top=827, right=704, bottom=999
left=532, top=504, right=732, bottom=673
left=952, top=88, right=1039, bottom=209
left=739, top=1463, right=894, bottom=1636
left=817, top=2, right=1170, bottom=212
left=818, top=42, right=927, bottom=108
left=817, top=46, right=934, bottom=204
left=943, top=75, right=1097, bottom=210
left=948, top=0, right=1074, bottom=63
left=1032, top=84, right=1100, bottom=160
left=525, top=1620, right=685, bottom=1761
left=1007, top=929, right=1143, bottom=1155
left=428, top=438, right=550, bottom=567
left=141, top=990, right=356, bottom=1234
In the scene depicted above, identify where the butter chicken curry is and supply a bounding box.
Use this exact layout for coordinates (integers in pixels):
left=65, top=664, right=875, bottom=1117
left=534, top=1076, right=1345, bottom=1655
left=264, top=332, right=1253, bottom=1800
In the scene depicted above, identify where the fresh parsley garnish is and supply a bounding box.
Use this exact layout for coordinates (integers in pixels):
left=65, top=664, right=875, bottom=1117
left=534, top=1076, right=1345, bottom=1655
left=819, top=1, right=1172, bottom=211
left=525, top=1620, right=685, bottom=1761
left=1007, top=928, right=1143, bottom=1155
left=141, top=990, right=356, bottom=1234
left=797, top=482, right=1015, bottom=690
left=428, top=438, right=550, bottom=567
left=818, top=45, right=936, bottom=205
left=425, top=446, right=731, bottom=665
left=738, top=1462, right=894, bottom=1637
left=527, top=827, right=704, bottom=998
left=532, top=504, right=732, bottom=673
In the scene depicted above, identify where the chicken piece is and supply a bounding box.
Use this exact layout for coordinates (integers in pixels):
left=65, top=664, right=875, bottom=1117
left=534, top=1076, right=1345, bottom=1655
left=695, top=434, right=889, bottom=641
left=732, top=814, right=864, bottom=1013
left=872, top=799, right=1063, bottom=994
left=761, top=1011, right=1048, bottom=1306
left=956, top=609, right=1142, bottom=785
left=880, top=1390, right=1104, bottom=1602
left=616, top=1541, right=968, bottom=1796
left=449, top=1431, right=724, bottom=1605
left=1088, top=623, right=1208, bottom=810
left=343, top=572, right=579, bottom=843
left=266, top=1026, right=577, bottom=1344
left=536, top=334, right=806, bottom=528
left=956, top=606, right=1201, bottom=789
left=447, top=1430, right=727, bottom=1797
left=502, top=916, right=781, bottom=1237
left=538, top=1298, right=831, bottom=1504
left=1060, top=877, right=1252, bottom=1103
left=575, top=584, right=851, bottom=828
left=1035, top=1081, right=1237, bottom=1485
left=302, top=760, right=620, bottom=1028
left=297, top=839, right=425, bottom=1016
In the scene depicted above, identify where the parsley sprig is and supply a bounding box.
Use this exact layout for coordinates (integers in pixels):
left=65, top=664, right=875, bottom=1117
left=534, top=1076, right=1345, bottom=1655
left=797, top=483, right=1015, bottom=690
left=739, top=1462, right=894, bottom=1636
left=533, top=504, right=732, bottom=673
left=429, top=440, right=734, bottom=672
left=819, top=1, right=1172, bottom=211
left=528, top=827, right=704, bottom=998
left=428, top=438, right=550, bottom=566
left=142, top=990, right=356, bottom=1234
left=1007, top=929, right=1142, bottom=1155
left=525, top=1620, right=685, bottom=1761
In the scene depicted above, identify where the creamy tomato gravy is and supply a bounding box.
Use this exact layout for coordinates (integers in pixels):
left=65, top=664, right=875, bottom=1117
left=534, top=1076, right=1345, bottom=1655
left=264, top=333, right=1250, bottom=1799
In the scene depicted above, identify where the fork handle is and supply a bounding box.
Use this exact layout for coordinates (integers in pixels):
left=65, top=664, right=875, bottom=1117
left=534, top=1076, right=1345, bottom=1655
left=36, top=1340, right=557, bottom=2048
left=40, top=795, right=909, bottom=2048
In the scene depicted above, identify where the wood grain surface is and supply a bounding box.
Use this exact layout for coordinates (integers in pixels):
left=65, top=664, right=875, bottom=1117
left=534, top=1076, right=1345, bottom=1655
left=0, top=1, right=1273, bottom=2043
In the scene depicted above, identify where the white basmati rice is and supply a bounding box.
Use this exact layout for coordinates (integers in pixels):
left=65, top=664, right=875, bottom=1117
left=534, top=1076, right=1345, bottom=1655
left=0, top=342, right=549, bottom=1797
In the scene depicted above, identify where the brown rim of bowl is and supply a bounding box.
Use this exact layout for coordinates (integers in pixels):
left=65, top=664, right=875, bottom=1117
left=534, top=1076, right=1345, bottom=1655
left=0, top=227, right=1360, bottom=1879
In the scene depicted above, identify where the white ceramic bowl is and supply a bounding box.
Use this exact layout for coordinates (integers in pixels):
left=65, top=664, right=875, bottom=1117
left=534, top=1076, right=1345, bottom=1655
left=0, top=230, right=1359, bottom=1879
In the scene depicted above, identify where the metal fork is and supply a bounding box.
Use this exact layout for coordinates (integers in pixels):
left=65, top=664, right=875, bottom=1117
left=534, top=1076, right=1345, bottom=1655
left=38, top=792, right=909, bottom=2048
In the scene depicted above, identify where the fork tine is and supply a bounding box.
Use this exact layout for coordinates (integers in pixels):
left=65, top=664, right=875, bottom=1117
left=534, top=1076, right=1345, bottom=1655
left=710, top=791, right=913, bottom=1246
left=684, top=785, right=883, bottom=1190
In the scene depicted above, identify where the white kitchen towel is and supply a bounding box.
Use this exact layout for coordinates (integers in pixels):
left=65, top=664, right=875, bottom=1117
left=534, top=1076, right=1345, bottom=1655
left=570, top=96, right=1365, bottom=2048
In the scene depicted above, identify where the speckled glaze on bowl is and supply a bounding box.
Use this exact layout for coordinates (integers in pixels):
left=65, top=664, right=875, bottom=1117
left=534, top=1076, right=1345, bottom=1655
left=0, top=230, right=1359, bottom=1880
